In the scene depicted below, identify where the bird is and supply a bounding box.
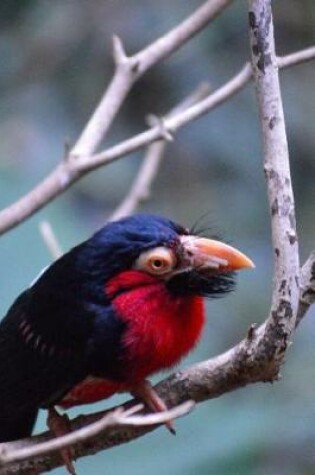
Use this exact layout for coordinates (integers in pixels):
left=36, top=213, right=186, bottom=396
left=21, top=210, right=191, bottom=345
left=0, top=213, right=254, bottom=472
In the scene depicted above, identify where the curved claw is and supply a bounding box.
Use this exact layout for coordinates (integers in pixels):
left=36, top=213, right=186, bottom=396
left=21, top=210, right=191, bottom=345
left=131, top=380, right=176, bottom=435
left=47, top=407, right=76, bottom=475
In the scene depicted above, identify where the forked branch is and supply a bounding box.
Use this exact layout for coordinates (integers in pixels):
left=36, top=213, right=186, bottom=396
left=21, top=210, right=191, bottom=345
left=0, top=45, right=313, bottom=234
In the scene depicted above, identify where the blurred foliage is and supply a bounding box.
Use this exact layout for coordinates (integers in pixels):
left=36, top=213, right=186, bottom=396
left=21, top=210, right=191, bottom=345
left=0, top=1, right=314, bottom=474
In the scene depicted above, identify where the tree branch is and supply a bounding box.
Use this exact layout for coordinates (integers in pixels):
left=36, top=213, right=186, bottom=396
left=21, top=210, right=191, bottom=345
left=109, top=82, right=211, bottom=221
left=0, top=0, right=232, bottom=236
left=70, top=0, right=233, bottom=158
left=278, top=45, right=315, bottom=68
left=0, top=402, right=193, bottom=469
left=84, top=45, right=315, bottom=172
left=247, top=0, right=300, bottom=376
left=0, top=45, right=314, bottom=236
left=39, top=221, right=63, bottom=260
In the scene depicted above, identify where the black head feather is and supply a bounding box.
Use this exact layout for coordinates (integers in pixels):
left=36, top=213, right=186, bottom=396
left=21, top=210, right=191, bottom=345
left=76, top=213, right=187, bottom=282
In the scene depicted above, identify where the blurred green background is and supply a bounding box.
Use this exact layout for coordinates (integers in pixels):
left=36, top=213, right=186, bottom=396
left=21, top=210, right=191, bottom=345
left=0, top=1, right=314, bottom=474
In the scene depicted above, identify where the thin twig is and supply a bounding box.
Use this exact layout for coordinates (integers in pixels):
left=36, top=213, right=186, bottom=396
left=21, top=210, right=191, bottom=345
left=278, top=46, right=315, bottom=68
left=109, top=141, right=167, bottom=222
left=39, top=221, right=63, bottom=260
left=109, top=82, right=211, bottom=221
left=79, top=63, right=252, bottom=171
left=0, top=402, right=194, bottom=468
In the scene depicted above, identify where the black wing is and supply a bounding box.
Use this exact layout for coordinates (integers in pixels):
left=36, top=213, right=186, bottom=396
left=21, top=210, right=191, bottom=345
left=0, top=242, right=128, bottom=442
left=0, top=290, right=86, bottom=441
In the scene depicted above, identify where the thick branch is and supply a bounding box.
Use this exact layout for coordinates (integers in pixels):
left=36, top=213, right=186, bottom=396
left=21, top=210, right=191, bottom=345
left=246, top=0, right=300, bottom=376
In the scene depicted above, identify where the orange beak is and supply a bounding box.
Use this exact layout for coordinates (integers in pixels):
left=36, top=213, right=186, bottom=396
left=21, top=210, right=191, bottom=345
left=180, top=236, right=255, bottom=272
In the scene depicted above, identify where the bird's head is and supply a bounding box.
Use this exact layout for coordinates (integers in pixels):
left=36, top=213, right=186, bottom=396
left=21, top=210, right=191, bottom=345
left=75, top=213, right=254, bottom=300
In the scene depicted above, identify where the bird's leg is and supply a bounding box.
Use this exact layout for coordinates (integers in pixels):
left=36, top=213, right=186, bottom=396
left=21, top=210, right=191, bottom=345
left=131, top=380, right=176, bottom=435
left=47, top=407, right=76, bottom=475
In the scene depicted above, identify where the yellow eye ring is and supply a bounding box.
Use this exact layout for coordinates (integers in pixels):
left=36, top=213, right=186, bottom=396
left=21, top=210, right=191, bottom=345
left=134, top=247, right=177, bottom=276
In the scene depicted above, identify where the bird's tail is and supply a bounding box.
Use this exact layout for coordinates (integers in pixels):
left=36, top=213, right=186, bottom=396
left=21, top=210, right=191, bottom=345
left=0, top=407, right=38, bottom=442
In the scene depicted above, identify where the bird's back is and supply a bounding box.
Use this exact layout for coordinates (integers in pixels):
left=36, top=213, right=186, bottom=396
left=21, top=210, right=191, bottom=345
left=0, top=290, right=85, bottom=441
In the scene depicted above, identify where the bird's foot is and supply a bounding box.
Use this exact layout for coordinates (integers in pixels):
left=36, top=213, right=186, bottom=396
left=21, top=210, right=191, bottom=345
left=131, top=380, right=176, bottom=435
left=47, top=407, right=76, bottom=475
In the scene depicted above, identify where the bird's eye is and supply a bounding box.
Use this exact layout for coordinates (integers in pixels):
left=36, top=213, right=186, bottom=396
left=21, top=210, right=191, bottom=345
left=134, top=247, right=177, bottom=276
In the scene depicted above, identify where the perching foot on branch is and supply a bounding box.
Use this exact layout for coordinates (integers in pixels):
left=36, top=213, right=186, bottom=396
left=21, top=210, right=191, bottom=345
left=131, top=380, right=176, bottom=435
left=47, top=408, right=76, bottom=475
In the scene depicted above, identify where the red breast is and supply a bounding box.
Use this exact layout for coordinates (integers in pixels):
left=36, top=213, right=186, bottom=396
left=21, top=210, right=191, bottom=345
left=111, top=271, right=205, bottom=383
left=60, top=270, right=205, bottom=407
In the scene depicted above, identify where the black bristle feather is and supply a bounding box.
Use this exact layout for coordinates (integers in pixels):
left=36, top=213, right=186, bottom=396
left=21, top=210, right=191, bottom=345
left=167, top=270, right=236, bottom=299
